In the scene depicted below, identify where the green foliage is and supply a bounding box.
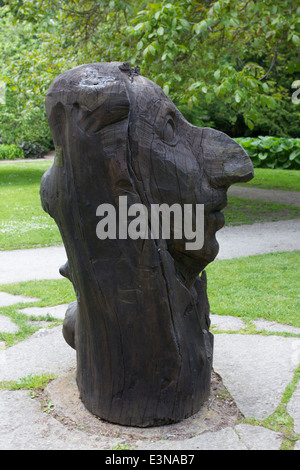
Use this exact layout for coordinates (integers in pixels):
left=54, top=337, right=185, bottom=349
left=0, top=0, right=300, bottom=145
left=236, top=136, right=300, bottom=169
left=18, top=140, right=45, bottom=159
left=248, top=102, right=300, bottom=139
left=0, top=7, right=53, bottom=149
left=0, top=144, right=24, bottom=160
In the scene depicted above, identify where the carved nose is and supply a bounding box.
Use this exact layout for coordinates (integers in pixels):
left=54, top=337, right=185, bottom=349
left=200, top=128, right=254, bottom=188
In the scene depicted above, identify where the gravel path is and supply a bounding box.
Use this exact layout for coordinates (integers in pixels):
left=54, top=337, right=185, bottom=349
left=0, top=217, right=299, bottom=284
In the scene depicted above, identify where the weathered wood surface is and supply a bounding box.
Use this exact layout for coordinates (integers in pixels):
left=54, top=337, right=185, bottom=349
left=40, top=62, right=253, bottom=427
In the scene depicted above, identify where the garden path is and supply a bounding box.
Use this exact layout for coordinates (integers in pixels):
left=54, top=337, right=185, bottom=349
left=0, top=185, right=299, bottom=450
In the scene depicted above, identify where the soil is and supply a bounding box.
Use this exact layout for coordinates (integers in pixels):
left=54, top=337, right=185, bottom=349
left=39, top=368, right=243, bottom=444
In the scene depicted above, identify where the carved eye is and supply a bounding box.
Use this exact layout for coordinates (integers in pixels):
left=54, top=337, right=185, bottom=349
left=162, top=117, right=175, bottom=143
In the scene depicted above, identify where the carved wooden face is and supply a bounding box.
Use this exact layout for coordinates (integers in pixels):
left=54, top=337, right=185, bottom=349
left=43, top=62, right=253, bottom=278
left=125, top=75, right=254, bottom=271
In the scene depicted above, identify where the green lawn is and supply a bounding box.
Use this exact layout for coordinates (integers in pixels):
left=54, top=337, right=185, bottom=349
left=0, top=161, right=299, bottom=251
left=238, top=168, right=300, bottom=192
left=205, top=251, right=300, bottom=328
left=0, top=161, right=62, bottom=250
left=224, top=196, right=300, bottom=225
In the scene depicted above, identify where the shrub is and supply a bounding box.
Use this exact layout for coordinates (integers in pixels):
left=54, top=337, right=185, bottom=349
left=18, top=141, right=45, bottom=159
left=0, top=88, right=53, bottom=151
left=0, top=144, right=24, bottom=160
left=235, top=136, right=300, bottom=170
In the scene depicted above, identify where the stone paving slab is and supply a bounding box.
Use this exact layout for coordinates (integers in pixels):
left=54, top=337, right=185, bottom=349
left=253, top=319, right=300, bottom=336
left=213, top=334, right=300, bottom=420
left=0, top=314, right=19, bottom=333
left=0, top=292, right=39, bottom=307
left=0, top=326, right=76, bottom=381
left=0, top=321, right=299, bottom=450
left=135, top=424, right=283, bottom=450
left=210, top=314, right=246, bottom=331
left=233, top=424, right=283, bottom=450
left=0, top=386, right=282, bottom=450
left=210, top=315, right=300, bottom=336
left=136, top=427, right=248, bottom=450
left=18, top=304, right=69, bottom=320
left=0, top=389, right=120, bottom=450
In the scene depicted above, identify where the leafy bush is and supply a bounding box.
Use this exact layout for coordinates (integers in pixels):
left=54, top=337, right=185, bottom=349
left=0, top=144, right=24, bottom=160
left=247, top=100, right=300, bottom=139
left=0, top=88, right=53, bottom=151
left=18, top=141, right=45, bottom=159
left=235, top=136, right=300, bottom=170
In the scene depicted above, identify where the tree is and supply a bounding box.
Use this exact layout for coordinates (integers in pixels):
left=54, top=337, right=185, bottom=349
left=0, top=6, right=53, bottom=146
left=2, top=0, right=300, bottom=143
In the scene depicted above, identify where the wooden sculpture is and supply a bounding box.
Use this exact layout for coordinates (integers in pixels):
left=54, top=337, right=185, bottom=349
left=40, top=62, right=253, bottom=427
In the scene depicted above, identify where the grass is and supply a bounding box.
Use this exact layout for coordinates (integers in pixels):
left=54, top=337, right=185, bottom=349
left=0, top=304, right=50, bottom=347
left=237, top=168, right=300, bottom=192
left=243, top=365, right=300, bottom=450
left=0, top=373, right=57, bottom=391
left=224, top=196, right=300, bottom=225
left=205, top=251, right=300, bottom=328
left=111, top=443, right=135, bottom=450
left=0, top=279, right=76, bottom=347
left=0, top=162, right=299, bottom=250
left=0, top=279, right=76, bottom=307
left=0, top=252, right=298, bottom=351
left=0, top=161, right=62, bottom=250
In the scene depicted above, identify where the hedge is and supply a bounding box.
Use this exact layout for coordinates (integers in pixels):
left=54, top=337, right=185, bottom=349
left=0, top=141, right=45, bottom=160
left=0, top=144, right=24, bottom=160
left=235, top=136, right=300, bottom=170
left=18, top=141, right=45, bottom=159
left=1, top=136, right=299, bottom=170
